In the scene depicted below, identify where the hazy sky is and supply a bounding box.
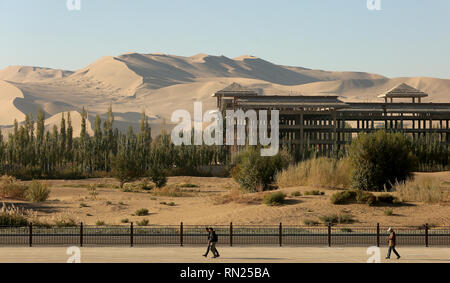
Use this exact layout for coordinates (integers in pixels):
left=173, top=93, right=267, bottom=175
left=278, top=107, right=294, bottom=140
left=1, top=0, right=449, bottom=78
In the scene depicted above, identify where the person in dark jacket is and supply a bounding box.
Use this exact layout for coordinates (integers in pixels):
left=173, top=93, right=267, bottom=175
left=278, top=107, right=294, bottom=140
left=202, top=227, right=220, bottom=258
left=386, top=227, right=401, bottom=260
left=202, top=227, right=212, bottom=257
left=210, top=228, right=220, bottom=258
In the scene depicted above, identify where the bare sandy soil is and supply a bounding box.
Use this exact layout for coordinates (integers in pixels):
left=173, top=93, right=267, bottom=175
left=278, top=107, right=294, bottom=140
left=2, top=172, right=450, bottom=227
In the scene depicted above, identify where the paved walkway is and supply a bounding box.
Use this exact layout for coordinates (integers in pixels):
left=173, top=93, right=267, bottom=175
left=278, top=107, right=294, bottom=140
left=0, top=247, right=449, bottom=263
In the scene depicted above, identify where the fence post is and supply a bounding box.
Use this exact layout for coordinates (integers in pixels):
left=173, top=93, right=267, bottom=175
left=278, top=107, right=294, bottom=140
left=28, top=223, right=33, bottom=247
left=425, top=223, right=429, bottom=248
left=376, top=223, right=380, bottom=247
left=230, top=222, right=233, bottom=247
left=80, top=222, right=83, bottom=247
left=279, top=222, right=283, bottom=247
left=328, top=224, right=331, bottom=247
left=130, top=222, right=134, bottom=247
left=180, top=222, right=183, bottom=247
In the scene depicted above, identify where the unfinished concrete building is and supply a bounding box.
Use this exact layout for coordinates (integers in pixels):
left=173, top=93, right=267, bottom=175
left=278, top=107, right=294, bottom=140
left=213, top=83, right=450, bottom=154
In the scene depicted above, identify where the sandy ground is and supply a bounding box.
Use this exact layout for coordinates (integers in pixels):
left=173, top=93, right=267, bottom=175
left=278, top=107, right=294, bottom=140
left=0, top=247, right=448, bottom=263
left=2, top=172, right=449, bottom=227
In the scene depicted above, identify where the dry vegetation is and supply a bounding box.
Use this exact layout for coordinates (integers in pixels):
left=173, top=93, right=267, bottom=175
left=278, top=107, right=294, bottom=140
left=0, top=173, right=449, bottom=227
left=394, top=176, right=448, bottom=204
left=275, top=157, right=351, bottom=189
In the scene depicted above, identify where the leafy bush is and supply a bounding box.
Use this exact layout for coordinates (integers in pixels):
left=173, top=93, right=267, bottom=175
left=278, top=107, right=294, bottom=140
left=262, top=192, right=286, bottom=206
left=232, top=147, right=291, bottom=192
left=26, top=181, right=51, bottom=203
left=135, top=208, right=149, bottom=216
left=349, top=131, right=415, bottom=191
left=111, top=152, right=143, bottom=188
left=149, top=166, right=167, bottom=188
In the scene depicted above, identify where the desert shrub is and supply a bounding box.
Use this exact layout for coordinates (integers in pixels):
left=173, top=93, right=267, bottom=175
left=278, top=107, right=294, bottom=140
left=135, top=208, right=149, bottom=216
left=0, top=204, right=30, bottom=226
left=341, top=228, right=353, bottom=233
left=111, top=152, right=143, bottom=188
left=178, top=183, right=199, bottom=188
left=377, top=194, right=397, bottom=204
left=303, top=219, right=319, bottom=226
left=137, top=219, right=149, bottom=226
left=53, top=214, right=77, bottom=227
left=232, top=147, right=291, bottom=192
left=304, top=190, right=324, bottom=196
left=330, top=191, right=357, bottom=205
left=331, top=190, right=377, bottom=206
left=121, top=218, right=129, bottom=223
left=319, top=214, right=354, bottom=225
left=262, top=192, right=286, bottom=206
left=291, top=191, right=302, bottom=197
left=138, top=179, right=155, bottom=191
left=149, top=166, right=167, bottom=188
left=0, top=176, right=28, bottom=199
left=276, top=157, right=351, bottom=189
left=394, top=177, right=446, bottom=204
left=105, top=201, right=112, bottom=206
left=79, top=203, right=89, bottom=208
left=349, top=130, right=415, bottom=191
left=26, top=181, right=51, bottom=203
left=87, top=184, right=98, bottom=199
left=355, top=191, right=377, bottom=206
left=151, top=187, right=194, bottom=197
left=213, top=189, right=263, bottom=205
left=384, top=208, right=394, bottom=216
left=96, top=220, right=106, bottom=226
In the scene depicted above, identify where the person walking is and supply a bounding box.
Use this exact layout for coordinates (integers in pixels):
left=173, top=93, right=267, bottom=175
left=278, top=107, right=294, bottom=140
left=202, top=227, right=212, bottom=257
left=210, top=228, right=220, bottom=258
left=386, top=227, right=401, bottom=260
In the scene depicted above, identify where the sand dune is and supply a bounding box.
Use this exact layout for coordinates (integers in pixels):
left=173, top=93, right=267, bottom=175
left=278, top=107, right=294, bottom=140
left=0, top=53, right=449, bottom=133
left=69, top=56, right=143, bottom=97
left=0, top=66, right=72, bottom=83
left=0, top=80, right=26, bottom=125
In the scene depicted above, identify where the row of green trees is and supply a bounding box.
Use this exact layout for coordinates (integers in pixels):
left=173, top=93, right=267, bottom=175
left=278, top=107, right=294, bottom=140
left=0, top=107, right=229, bottom=182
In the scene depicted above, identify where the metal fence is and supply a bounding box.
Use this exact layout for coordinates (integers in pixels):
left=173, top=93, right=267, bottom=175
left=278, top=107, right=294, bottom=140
left=0, top=223, right=449, bottom=247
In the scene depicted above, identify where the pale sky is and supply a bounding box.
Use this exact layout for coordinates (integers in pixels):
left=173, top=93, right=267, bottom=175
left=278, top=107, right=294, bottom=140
left=0, top=0, right=449, bottom=78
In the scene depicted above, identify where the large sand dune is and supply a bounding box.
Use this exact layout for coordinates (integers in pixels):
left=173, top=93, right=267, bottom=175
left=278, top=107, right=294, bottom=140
left=0, top=53, right=449, bottom=135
